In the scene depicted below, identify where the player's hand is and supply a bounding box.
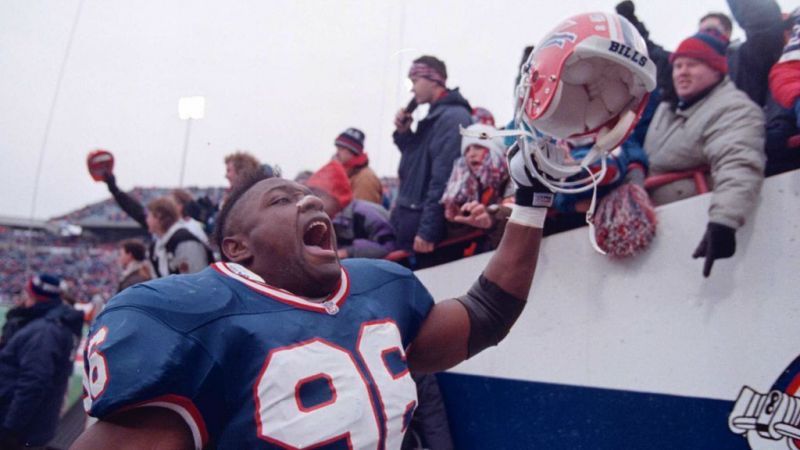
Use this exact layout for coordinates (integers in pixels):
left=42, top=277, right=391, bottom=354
left=692, top=222, right=736, bottom=277
left=413, top=235, right=435, bottom=253
left=337, top=248, right=348, bottom=259
left=452, top=201, right=494, bottom=229
left=394, top=109, right=412, bottom=133
left=508, top=142, right=554, bottom=208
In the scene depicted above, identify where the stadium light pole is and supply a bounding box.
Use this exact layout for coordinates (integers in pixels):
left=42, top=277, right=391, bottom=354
left=178, top=96, right=206, bottom=187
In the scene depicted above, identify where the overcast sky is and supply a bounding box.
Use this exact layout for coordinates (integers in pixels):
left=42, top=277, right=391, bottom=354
left=1, top=0, right=794, bottom=219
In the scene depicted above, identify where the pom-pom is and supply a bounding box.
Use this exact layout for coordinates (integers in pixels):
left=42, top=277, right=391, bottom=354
left=592, top=183, right=657, bottom=257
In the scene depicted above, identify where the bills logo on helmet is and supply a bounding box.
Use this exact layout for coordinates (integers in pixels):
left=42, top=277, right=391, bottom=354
left=541, top=32, right=576, bottom=49
left=608, top=41, right=649, bottom=67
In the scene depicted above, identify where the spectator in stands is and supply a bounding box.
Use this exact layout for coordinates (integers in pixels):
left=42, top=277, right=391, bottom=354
left=644, top=28, right=766, bottom=277
left=224, top=151, right=263, bottom=192
left=765, top=8, right=800, bottom=176
left=392, top=55, right=472, bottom=254
left=199, top=153, right=278, bottom=234
left=544, top=137, right=650, bottom=236
left=0, top=273, right=83, bottom=449
left=471, top=107, right=495, bottom=126
left=147, top=197, right=211, bottom=276
left=103, top=173, right=209, bottom=245
left=293, top=170, right=313, bottom=184
left=332, top=127, right=384, bottom=204
left=170, top=189, right=210, bottom=245
left=617, top=0, right=785, bottom=107
left=117, top=239, right=152, bottom=293
left=441, top=123, right=513, bottom=249
left=306, top=161, right=397, bottom=259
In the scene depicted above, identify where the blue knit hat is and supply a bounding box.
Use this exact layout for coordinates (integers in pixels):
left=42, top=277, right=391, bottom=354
left=27, top=273, right=64, bottom=300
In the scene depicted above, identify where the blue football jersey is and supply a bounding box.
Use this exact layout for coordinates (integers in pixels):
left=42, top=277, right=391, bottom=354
left=82, top=259, right=434, bottom=449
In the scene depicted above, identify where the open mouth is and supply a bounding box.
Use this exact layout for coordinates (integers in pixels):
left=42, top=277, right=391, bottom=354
left=303, top=219, right=333, bottom=251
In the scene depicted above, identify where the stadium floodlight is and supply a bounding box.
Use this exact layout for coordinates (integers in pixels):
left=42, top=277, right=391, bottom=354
left=178, top=96, right=205, bottom=120
left=178, top=96, right=205, bottom=186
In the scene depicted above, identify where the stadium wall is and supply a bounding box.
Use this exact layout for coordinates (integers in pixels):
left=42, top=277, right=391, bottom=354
left=416, top=170, right=800, bottom=449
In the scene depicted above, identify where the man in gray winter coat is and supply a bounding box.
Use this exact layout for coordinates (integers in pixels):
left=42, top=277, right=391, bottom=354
left=644, top=28, right=766, bottom=278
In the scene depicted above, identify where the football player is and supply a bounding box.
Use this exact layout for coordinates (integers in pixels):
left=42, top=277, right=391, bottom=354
left=73, top=12, right=654, bottom=450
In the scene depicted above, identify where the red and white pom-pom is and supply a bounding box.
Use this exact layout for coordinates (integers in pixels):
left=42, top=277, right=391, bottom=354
left=592, top=183, right=657, bottom=257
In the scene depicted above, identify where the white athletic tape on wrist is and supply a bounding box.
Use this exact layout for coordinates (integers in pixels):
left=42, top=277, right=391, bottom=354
left=509, top=205, right=547, bottom=229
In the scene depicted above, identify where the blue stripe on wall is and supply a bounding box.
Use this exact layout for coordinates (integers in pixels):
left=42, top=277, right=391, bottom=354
left=437, top=373, right=748, bottom=450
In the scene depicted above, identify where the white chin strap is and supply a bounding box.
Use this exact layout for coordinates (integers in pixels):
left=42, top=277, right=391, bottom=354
left=460, top=109, right=638, bottom=256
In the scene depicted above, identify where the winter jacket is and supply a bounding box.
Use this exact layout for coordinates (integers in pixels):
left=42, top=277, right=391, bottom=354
left=149, top=222, right=212, bottom=277
left=0, top=300, right=83, bottom=446
left=391, top=89, right=472, bottom=248
left=334, top=200, right=397, bottom=259
left=726, top=0, right=785, bottom=106
left=764, top=31, right=800, bottom=175
left=644, top=78, right=766, bottom=229
left=117, top=260, right=152, bottom=293
left=349, top=165, right=384, bottom=205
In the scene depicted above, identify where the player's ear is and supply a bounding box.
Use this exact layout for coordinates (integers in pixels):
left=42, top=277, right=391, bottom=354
left=221, top=235, right=252, bottom=263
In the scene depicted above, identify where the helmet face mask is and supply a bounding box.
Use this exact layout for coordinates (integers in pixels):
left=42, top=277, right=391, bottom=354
left=512, top=12, right=656, bottom=193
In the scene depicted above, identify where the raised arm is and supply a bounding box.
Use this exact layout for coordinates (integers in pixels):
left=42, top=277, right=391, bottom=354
left=406, top=144, right=550, bottom=373
left=103, top=173, right=148, bottom=230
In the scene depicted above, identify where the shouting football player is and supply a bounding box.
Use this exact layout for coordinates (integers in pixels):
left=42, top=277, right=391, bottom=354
left=73, top=12, right=654, bottom=450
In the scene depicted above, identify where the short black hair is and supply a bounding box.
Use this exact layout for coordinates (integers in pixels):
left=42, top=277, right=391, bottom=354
left=699, top=12, right=732, bottom=34
left=213, top=173, right=270, bottom=261
left=413, top=55, right=447, bottom=80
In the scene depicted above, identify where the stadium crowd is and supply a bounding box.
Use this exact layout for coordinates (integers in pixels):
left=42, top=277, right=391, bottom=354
left=2, top=1, right=800, bottom=448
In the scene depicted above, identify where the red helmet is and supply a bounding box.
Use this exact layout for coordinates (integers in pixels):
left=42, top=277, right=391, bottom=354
left=509, top=12, right=656, bottom=194
left=519, top=12, right=655, bottom=144
left=87, top=149, right=114, bottom=181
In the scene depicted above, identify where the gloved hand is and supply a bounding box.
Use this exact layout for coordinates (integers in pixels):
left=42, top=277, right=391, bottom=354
left=623, top=164, right=646, bottom=187
left=615, top=1, right=635, bottom=18
left=102, top=172, right=120, bottom=194
left=615, top=1, right=649, bottom=39
left=692, top=222, right=736, bottom=277
left=508, top=142, right=554, bottom=208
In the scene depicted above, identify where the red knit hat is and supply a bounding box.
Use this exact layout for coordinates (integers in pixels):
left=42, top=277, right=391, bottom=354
left=670, top=28, right=729, bottom=74
left=306, top=160, right=353, bottom=209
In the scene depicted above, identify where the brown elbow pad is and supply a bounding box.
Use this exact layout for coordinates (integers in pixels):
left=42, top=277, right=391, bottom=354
left=456, top=274, right=526, bottom=358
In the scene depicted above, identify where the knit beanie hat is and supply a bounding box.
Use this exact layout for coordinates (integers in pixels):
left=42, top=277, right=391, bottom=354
left=306, top=160, right=354, bottom=210
left=670, top=28, right=729, bottom=74
left=334, top=128, right=366, bottom=155
left=471, top=107, right=495, bottom=126
left=26, top=273, right=64, bottom=300
left=460, top=123, right=506, bottom=156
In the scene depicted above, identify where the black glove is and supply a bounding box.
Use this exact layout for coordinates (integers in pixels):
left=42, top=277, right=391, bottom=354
left=615, top=1, right=649, bottom=39
left=103, top=172, right=118, bottom=191
left=615, top=0, right=635, bottom=17
left=507, top=142, right=554, bottom=208
left=692, top=222, right=736, bottom=277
